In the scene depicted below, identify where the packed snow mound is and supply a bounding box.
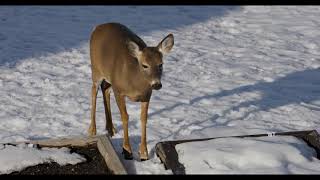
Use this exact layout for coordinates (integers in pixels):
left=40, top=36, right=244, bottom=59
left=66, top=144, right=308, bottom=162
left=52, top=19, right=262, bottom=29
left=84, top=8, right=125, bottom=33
left=176, top=136, right=320, bottom=174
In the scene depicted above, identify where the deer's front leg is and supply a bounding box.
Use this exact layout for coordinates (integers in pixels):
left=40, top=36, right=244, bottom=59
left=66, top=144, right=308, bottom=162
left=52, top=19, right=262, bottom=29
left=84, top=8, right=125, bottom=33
left=114, top=93, right=133, bottom=160
left=139, top=101, right=149, bottom=161
left=88, top=84, right=98, bottom=136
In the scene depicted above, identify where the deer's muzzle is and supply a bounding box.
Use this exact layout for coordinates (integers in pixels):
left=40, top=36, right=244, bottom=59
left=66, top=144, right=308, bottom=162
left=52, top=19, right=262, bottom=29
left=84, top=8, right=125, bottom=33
left=151, top=81, right=162, bottom=90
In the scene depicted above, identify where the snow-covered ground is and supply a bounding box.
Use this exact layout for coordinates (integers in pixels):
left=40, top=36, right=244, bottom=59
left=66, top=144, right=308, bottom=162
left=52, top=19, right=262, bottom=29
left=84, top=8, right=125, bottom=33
left=176, top=136, right=320, bottom=174
left=0, top=144, right=85, bottom=174
left=0, top=6, right=320, bottom=174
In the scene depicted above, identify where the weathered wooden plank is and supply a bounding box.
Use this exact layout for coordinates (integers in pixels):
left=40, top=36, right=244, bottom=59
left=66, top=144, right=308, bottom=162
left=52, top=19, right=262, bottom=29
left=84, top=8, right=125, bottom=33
left=161, top=130, right=316, bottom=146
left=8, top=135, right=101, bottom=148
left=299, top=130, right=320, bottom=159
left=97, top=135, right=127, bottom=175
left=155, top=142, right=185, bottom=174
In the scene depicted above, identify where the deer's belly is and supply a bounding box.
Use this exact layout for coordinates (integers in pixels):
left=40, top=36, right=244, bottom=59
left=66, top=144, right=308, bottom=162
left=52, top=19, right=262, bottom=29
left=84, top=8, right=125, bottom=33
left=128, top=95, right=143, bottom=102
left=126, top=91, right=151, bottom=102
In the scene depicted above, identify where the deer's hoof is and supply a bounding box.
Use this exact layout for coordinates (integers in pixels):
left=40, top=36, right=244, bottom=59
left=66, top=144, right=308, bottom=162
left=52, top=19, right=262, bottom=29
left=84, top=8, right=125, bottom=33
left=88, top=126, right=96, bottom=136
left=107, top=128, right=114, bottom=137
left=122, top=148, right=133, bottom=160
left=107, top=126, right=117, bottom=137
left=112, top=126, right=117, bottom=134
left=139, top=151, right=149, bottom=161
left=106, top=123, right=117, bottom=137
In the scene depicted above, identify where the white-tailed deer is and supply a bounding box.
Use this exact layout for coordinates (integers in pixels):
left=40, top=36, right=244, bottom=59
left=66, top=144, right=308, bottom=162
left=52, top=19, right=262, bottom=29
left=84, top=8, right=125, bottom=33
left=89, top=23, right=174, bottom=161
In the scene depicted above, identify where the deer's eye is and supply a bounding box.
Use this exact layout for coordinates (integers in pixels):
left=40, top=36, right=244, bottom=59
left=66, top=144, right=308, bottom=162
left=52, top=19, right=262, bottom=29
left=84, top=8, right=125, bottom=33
left=142, top=64, right=149, bottom=69
left=159, top=64, right=163, bottom=71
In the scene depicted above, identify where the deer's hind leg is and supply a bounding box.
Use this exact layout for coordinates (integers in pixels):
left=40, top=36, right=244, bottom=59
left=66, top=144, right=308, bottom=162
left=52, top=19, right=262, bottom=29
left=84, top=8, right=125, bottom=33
left=101, top=79, right=116, bottom=137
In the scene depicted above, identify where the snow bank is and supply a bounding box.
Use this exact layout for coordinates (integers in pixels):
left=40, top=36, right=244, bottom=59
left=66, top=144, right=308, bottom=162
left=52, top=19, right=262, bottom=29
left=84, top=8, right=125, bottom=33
left=176, top=136, right=320, bottom=174
left=0, top=143, right=86, bottom=174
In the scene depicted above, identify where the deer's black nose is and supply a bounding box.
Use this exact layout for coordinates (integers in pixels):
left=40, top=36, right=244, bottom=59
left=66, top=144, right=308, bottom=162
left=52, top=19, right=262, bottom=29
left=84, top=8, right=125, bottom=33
left=151, top=82, right=162, bottom=90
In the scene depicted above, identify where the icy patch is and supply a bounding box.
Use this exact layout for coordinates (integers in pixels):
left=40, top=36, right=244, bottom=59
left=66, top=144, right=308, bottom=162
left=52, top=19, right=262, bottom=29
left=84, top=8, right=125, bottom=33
left=176, top=136, right=320, bottom=174
left=0, top=143, right=86, bottom=174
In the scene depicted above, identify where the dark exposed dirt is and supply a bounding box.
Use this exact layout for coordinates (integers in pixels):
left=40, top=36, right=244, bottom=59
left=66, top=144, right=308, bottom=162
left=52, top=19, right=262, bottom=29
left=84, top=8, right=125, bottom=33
left=10, top=144, right=113, bottom=175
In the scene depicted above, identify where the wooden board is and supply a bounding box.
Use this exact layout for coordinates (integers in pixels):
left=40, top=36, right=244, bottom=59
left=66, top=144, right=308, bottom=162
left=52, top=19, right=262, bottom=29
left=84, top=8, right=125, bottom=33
left=97, top=136, right=127, bottom=174
left=155, top=130, right=320, bottom=174
left=10, top=135, right=100, bottom=148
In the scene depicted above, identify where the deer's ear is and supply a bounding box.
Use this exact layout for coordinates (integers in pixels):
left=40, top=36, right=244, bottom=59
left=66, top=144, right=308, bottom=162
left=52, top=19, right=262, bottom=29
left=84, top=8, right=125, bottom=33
left=157, top=34, right=174, bottom=55
left=128, top=41, right=142, bottom=59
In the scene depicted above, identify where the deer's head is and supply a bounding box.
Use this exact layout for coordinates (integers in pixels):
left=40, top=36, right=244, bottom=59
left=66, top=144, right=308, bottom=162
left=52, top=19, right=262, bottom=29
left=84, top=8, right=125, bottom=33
left=128, top=34, right=174, bottom=90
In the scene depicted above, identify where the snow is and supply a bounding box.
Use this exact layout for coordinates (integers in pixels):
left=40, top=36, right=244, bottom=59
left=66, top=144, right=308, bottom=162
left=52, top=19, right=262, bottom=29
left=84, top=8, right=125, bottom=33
left=0, top=6, right=320, bottom=174
left=0, top=143, right=86, bottom=174
left=176, top=136, right=320, bottom=174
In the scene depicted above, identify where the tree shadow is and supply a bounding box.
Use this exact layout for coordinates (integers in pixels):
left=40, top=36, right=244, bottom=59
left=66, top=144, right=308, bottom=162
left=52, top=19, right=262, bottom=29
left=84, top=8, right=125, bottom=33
left=212, top=68, right=320, bottom=120
left=0, top=6, right=240, bottom=67
left=150, top=68, right=320, bottom=128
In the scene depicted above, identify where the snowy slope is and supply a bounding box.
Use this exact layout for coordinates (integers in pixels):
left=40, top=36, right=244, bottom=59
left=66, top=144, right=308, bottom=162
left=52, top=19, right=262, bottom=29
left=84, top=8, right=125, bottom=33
left=0, top=6, right=320, bottom=174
